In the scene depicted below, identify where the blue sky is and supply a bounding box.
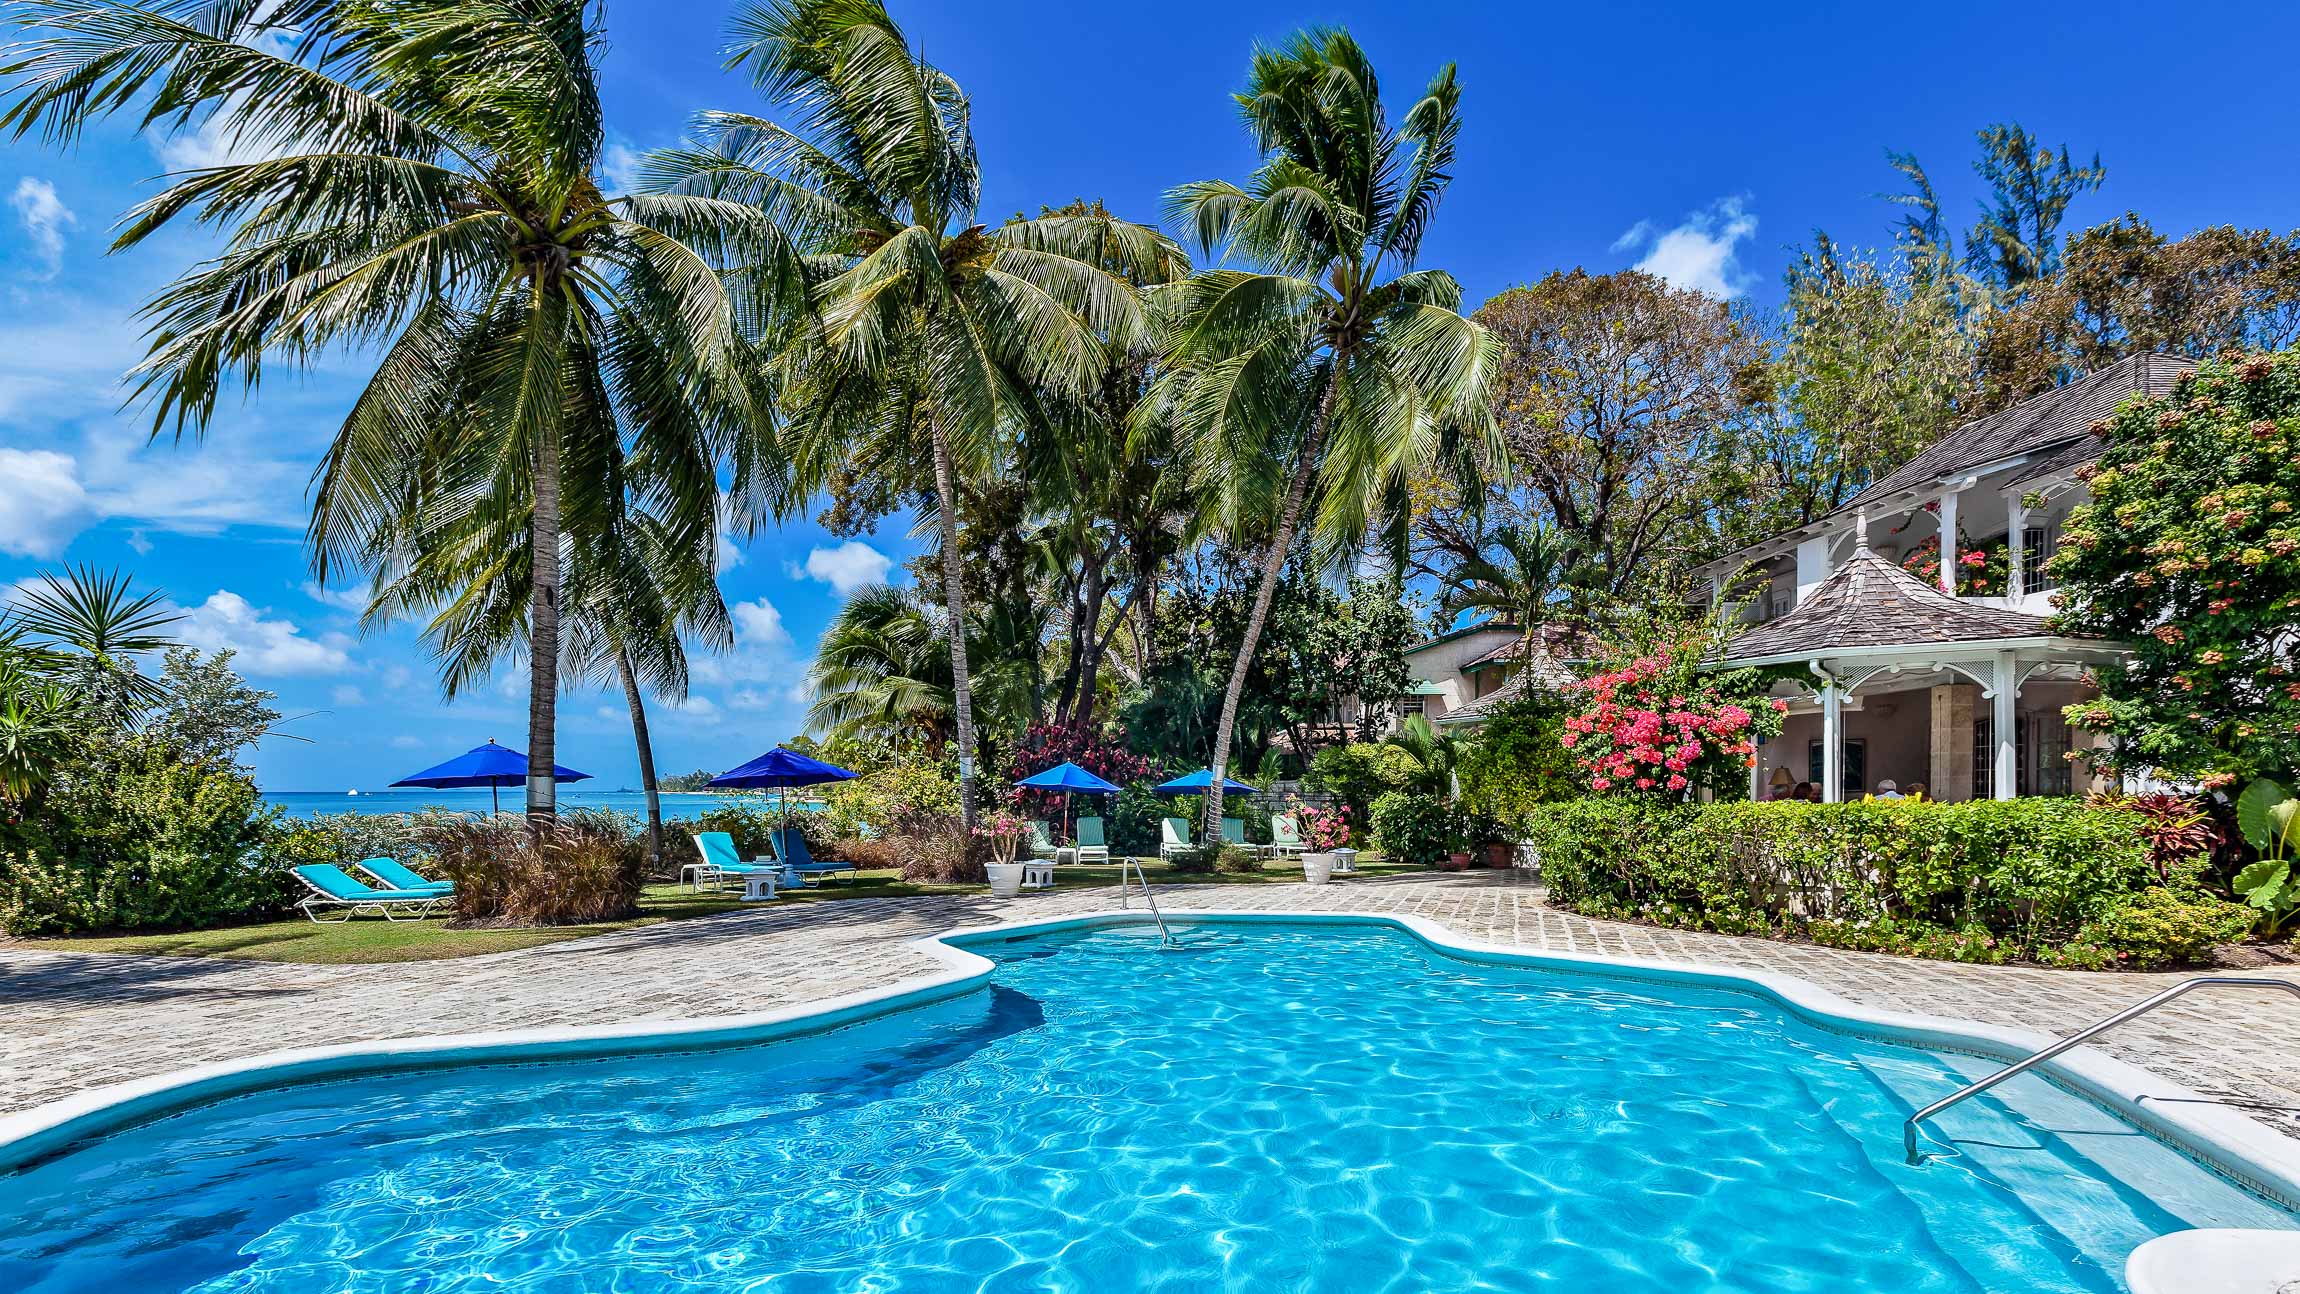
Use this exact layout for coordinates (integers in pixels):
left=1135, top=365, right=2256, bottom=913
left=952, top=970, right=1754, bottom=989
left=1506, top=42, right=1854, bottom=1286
left=2, top=0, right=2295, bottom=790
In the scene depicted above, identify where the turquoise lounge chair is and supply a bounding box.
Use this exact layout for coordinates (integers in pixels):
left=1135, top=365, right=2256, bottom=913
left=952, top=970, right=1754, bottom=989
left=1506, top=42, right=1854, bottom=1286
left=290, top=864, right=449, bottom=923
left=687, top=832, right=778, bottom=896
left=1159, top=816, right=1193, bottom=858
left=1073, top=815, right=1111, bottom=864
left=353, top=856, right=452, bottom=895
left=1220, top=817, right=1247, bottom=848
left=1029, top=819, right=1060, bottom=859
left=771, top=826, right=855, bottom=886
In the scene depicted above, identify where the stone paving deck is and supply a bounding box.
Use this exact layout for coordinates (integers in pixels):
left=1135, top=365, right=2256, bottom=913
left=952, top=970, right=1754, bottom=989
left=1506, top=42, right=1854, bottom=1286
left=4, top=872, right=2298, bottom=1137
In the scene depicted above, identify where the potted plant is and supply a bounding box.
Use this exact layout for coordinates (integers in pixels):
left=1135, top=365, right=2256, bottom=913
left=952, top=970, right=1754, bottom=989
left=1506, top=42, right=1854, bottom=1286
left=1444, top=806, right=1474, bottom=870
left=1465, top=809, right=1514, bottom=868
left=975, top=809, right=1030, bottom=898
left=1297, top=802, right=1350, bottom=883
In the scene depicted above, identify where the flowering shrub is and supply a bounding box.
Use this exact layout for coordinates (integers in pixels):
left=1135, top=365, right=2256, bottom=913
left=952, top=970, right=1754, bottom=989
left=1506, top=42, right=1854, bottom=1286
left=1292, top=801, right=1350, bottom=851
left=2048, top=350, right=2300, bottom=782
left=971, top=808, right=1031, bottom=864
left=1002, top=721, right=1156, bottom=828
left=1898, top=535, right=2009, bottom=595
left=1560, top=648, right=1785, bottom=797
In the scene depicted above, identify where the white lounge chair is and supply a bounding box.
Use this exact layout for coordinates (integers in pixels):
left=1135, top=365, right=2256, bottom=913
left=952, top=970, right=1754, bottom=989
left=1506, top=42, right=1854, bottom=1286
left=1159, top=816, right=1193, bottom=858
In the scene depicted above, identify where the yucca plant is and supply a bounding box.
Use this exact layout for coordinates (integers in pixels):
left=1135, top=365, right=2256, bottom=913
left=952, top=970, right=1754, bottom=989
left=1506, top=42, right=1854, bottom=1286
left=648, top=0, right=1184, bottom=828
left=0, top=0, right=790, bottom=823
left=1156, top=27, right=1497, bottom=831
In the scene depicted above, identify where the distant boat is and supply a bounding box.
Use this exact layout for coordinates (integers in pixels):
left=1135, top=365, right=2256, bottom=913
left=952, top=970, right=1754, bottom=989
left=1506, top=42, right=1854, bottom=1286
left=347, top=789, right=359, bottom=796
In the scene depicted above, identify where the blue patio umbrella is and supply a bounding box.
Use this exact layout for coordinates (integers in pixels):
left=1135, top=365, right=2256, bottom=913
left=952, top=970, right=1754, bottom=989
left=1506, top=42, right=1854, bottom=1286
left=707, top=747, right=858, bottom=796
left=391, top=739, right=592, bottom=815
left=1015, top=761, right=1120, bottom=838
left=1152, top=768, right=1259, bottom=797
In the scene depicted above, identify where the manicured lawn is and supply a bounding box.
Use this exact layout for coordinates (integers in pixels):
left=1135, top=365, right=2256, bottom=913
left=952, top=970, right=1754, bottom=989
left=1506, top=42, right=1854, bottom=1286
left=13, top=856, right=1420, bottom=965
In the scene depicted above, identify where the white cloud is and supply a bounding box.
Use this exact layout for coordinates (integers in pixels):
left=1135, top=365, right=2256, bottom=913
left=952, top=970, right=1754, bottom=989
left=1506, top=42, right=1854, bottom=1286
left=691, top=596, right=802, bottom=695
left=11, top=178, right=74, bottom=280
left=1616, top=196, right=1759, bottom=298
left=302, top=580, right=372, bottom=613
left=389, top=734, right=423, bottom=749
left=125, top=529, right=152, bottom=555
left=601, top=141, right=643, bottom=194
left=331, top=684, right=365, bottom=706
left=0, top=448, right=92, bottom=557
left=174, top=590, right=356, bottom=676
left=800, top=540, right=893, bottom=595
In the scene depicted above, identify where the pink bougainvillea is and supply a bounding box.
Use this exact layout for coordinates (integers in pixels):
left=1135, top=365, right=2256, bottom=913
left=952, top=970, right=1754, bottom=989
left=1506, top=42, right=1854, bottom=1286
left=1290, top=801, right=1351, bottom=851
left=1560, top=647, right=1786, bottom=798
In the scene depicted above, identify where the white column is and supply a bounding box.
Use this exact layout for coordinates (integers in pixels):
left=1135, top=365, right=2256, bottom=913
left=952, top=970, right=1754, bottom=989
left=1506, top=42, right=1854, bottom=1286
left=1936, top=490, right=1961, bottom=594
left=1821, top=678, right=1843, bottom=803
left=1992, top=650, right=2018, bottom=800
left=2005, top=495, right=2029, bottom=599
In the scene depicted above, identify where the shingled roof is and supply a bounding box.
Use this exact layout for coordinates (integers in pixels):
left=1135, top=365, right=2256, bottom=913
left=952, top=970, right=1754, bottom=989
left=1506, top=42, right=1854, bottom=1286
left=1844, top=353, right=2189, bottom=511
left=1436, top=639, right=1581, bottom=724
left=1718, top=548, right=2055, bottom=663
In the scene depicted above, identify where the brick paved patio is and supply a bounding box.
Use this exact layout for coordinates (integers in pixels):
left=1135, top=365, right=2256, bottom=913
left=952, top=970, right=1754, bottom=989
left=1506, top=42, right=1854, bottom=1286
left=4, top=871, right=2297, bottom=1134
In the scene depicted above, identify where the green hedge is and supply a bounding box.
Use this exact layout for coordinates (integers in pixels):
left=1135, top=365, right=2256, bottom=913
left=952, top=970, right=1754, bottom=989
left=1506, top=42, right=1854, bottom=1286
left=1519, top=797, right=2240, bottom=967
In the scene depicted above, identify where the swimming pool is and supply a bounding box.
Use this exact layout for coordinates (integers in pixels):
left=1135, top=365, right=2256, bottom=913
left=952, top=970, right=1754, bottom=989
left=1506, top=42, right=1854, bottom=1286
left=1, top=918, right=2292, bottom=1291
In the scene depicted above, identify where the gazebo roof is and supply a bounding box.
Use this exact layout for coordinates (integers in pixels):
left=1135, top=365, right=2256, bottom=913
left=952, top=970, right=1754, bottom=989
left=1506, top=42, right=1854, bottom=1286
left=1718, top=547, right=2060, bottom=665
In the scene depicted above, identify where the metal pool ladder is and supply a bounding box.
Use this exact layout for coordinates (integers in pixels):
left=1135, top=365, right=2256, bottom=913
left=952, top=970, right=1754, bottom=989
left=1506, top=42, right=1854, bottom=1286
left=1903, top=975, right=2300, bottom=1164
left=1116, top=855, right=1174, bottom=946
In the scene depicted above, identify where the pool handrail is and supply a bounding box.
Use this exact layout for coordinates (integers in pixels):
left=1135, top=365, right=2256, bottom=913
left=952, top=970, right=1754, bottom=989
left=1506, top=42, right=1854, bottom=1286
left=1904, top=975, right=2300, bottom=1164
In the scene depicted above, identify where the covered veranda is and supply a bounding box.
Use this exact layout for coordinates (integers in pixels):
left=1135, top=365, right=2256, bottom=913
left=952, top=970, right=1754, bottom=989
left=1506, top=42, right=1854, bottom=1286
left=1717, top=544, right=2127, bottom=803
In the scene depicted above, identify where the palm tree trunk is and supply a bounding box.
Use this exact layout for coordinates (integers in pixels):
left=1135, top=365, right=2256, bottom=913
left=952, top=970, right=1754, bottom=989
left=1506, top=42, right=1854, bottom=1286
left=1203, top=370, right=1341, bottom=836
left=527, top=415, right=562, bottom=829
left=616, top=644, right=664, bottom=873
left=927, top=414, right=981, bottom=833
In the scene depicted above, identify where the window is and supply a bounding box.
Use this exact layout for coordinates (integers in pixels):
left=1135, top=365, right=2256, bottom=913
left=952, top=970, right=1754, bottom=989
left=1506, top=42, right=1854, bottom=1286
left=1400, top=696, right=1426, bottom=718
left=1807, top=738, right=1866, bottom=794
left=2022, top=526, right=2056, bottom=592
left=1766, top=586, right=1792, bottom=621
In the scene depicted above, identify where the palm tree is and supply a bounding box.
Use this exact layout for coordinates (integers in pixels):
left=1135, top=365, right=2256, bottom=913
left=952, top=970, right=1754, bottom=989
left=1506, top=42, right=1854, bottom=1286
left=0, top=0, right=785, bottom=825
left=649, top=0, right=1183, bottom=828
left=10, top=566, right=182, bottom=726
left=1157, top=28, right=1496, bottom=830
left=806, top=582, right=1040, bottom=761
left=1439, top=522, right=1574, bottom=646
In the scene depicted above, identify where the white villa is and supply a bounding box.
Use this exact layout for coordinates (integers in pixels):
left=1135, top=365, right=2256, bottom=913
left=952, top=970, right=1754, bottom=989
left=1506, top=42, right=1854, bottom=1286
left=1694, top=354, right=2184, bottom=803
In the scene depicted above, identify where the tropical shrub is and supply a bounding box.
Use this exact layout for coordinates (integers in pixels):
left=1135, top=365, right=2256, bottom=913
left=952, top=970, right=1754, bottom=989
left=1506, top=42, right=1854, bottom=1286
left=1164, top=843, right=1219, bottom=874
left=0, top=738, right=276, bottom=936
left=1370, top=791, right=1454, bottom=867
left=2049, top=350, right=2300, bottom=783
left=819, top=762, right=962, bottom=841
left=2043, top=886, right=2254, bottom=971
left=1456, top=693, right=1579, bottom=820
left=1309, top=742, right=1422, bottom=821
left=419, top=814, right=643, bottom=925
left=2084, top=790, right=2225, bottom=882
left=1214, top=844, right=1263, bottom=874
left=1520, top=797, right=2160, bottom=963
left=2230, top=777, right=2300, bottom=935
left=1110, top=781, right=1168, bottom=855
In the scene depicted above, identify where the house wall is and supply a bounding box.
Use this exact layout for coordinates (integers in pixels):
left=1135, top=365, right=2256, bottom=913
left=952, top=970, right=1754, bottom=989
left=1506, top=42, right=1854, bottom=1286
left=1402, top=629, right=1522, bottom=723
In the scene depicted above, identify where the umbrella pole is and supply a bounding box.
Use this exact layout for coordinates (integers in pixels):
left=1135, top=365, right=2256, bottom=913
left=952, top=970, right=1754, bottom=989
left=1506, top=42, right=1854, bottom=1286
left=492, top=783, right=500, bottom=816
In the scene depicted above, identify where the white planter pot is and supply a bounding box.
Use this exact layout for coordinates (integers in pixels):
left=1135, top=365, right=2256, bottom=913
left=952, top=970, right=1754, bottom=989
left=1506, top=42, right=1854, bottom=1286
left=985, top=860, right=1025, bottom=898
left=1301, top=852, right=1335, bottom=885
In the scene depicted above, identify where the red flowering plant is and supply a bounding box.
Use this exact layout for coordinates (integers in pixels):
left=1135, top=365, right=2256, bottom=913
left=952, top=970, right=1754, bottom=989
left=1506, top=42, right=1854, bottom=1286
left=1001, top=721, right=1156, bottom=833
left=1899, top=535, right=2010, bottom=595
left=1290, top=801, right=1351, bottom=851
left=1559, top=626, right=1788, bottom=798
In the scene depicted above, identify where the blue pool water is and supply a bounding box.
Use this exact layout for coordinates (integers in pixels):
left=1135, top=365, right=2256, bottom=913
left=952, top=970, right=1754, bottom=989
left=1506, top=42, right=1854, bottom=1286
left=0, top=921, right=2291, bottom=1291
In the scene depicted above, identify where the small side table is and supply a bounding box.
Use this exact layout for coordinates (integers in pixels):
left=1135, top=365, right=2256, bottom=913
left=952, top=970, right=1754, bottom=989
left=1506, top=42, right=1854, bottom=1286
left=1021, top=860, right=1056, bottom=889
left=741, top=871, right=780, bottom=901
left=1331, top=848, right=1359, bottom=875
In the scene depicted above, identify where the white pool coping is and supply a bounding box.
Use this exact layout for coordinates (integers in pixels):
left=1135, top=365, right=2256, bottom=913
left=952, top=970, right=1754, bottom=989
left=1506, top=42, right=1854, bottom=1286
left=4, top=908, right=2299, bottom=1226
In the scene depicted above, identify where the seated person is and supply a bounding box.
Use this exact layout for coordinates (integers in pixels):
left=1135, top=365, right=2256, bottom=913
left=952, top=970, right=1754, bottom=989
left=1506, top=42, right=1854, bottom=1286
left=1873, top=779, right=1904, bottom=800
